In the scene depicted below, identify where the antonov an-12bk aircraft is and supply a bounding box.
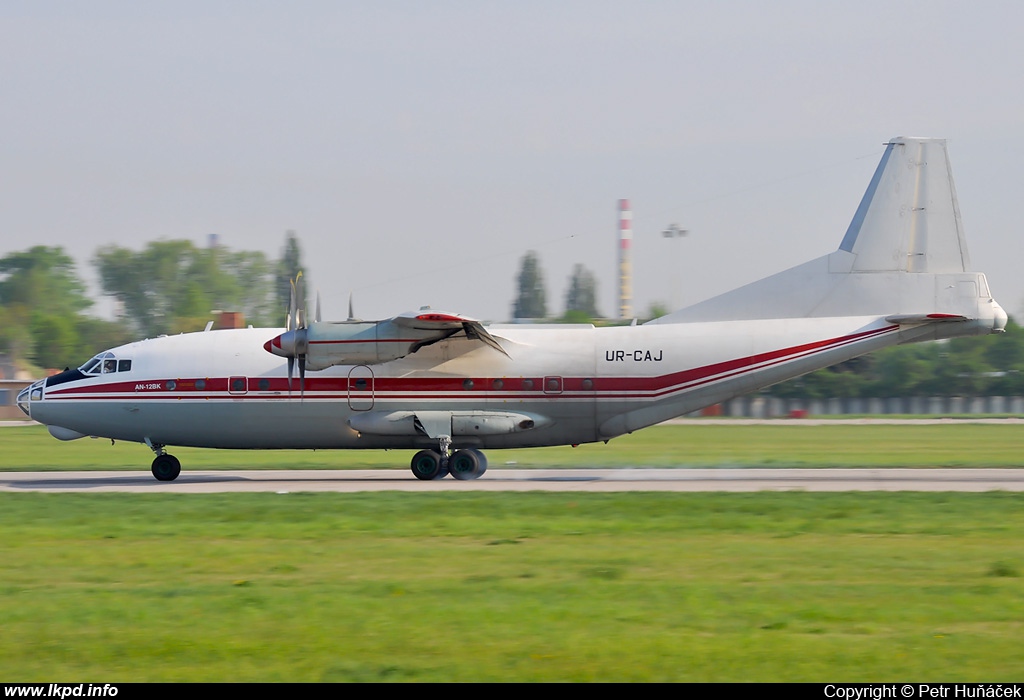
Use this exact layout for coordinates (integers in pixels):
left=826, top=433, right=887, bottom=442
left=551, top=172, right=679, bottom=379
left=18, top=137, right=1008, bottom=481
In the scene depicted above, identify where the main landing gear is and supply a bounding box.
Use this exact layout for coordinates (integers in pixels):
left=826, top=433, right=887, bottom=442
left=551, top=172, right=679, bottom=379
left=145, top=438, right=181, bottom=481
left=410, top=436, right=488, bottom=481
left=140, top=436, right=488, bottom=483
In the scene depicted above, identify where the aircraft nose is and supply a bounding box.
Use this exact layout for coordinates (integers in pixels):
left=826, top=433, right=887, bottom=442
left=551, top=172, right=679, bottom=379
left=16, top=380, right=45, bottom=418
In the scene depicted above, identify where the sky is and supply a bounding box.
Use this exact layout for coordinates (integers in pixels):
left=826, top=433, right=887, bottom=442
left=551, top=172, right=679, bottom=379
left=2, top=1, right=1023, bottom=325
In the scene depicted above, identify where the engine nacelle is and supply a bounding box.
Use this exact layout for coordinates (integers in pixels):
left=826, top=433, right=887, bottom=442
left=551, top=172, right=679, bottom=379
left=264, top=320, right=426, bottom=369
left=263, top=310, right=508, bottom=370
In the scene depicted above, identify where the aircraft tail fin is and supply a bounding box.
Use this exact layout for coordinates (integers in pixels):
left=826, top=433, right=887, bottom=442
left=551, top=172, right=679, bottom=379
left=651, top=137, right=1004, bottom=332
left=838, top=137, right=970, bottom=273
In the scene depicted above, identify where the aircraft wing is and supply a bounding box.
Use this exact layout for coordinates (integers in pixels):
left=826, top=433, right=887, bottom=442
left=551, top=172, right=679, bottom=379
left=393, top=311, right=511, bottom=358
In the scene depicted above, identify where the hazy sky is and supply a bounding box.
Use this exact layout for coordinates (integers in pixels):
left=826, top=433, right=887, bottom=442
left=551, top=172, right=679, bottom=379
left=3, top=1, right=1022, bottom=325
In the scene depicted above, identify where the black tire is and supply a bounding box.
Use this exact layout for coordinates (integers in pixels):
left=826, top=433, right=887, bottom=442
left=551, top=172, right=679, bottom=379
left=449, top=449, right=485, bottom=480
left=468, top=449, right=488, bottom=477
left=410, top=449, right=444, bottom=481
left=151, top=454, right=181, bottom=482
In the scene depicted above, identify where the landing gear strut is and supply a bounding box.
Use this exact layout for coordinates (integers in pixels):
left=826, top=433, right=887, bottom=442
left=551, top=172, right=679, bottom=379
left=145, top=438, right=181, bottom=482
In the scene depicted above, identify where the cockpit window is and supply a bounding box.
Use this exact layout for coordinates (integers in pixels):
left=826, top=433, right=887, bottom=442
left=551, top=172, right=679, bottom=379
left=80, top=352, right=132, bottom=376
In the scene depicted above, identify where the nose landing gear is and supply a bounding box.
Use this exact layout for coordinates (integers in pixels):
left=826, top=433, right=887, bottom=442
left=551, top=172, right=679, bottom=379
left=145, top=438, right=181, bottom=481
left=151, top=453, right=182, bottom=482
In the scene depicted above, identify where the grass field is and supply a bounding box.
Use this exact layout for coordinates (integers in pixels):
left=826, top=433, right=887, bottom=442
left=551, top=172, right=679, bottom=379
left=3, top=422, right=1023, bottom=681
left=3, top=421, right=1024, bottom=470
left=2, top=491, right=1023, bottom=681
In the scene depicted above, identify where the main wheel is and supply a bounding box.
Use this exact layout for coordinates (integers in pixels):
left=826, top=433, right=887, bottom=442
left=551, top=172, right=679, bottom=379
left=410, top=449, right=445, bottom=481
left=151, top=454, right=181, bottom=482
left=468, top=448, right=488, bottom=477
left=449, top=449, right=486, bottom=480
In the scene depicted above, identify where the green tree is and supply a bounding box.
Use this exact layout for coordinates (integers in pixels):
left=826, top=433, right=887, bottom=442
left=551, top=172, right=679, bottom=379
left=29, top=312, right=80, bottom=370
left=275, top=231, right=306, bottom=325
left=563, top=264, right=601, bottom=320
left=0, top=246, right=109, bottom=369
left=0, top=246, right=92, bottom=316
left=94, top=240, right=275, bottom=337
left=513, top=251, right=547, bottom=320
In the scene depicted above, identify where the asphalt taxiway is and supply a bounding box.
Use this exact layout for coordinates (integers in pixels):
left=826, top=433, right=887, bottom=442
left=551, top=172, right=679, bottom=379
left=3, top=468, right=1024, bottom=493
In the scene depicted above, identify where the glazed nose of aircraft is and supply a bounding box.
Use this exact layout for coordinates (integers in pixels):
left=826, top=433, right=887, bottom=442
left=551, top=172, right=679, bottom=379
left=16, top=380, right=44, bottom=417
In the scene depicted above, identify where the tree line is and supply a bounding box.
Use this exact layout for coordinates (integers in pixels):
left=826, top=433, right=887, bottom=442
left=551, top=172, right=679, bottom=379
left=0, top=233, right=305, bottom=372
left=766, top=320, right=1024, bottom=398
left=512, top=251, right=603, bottom=322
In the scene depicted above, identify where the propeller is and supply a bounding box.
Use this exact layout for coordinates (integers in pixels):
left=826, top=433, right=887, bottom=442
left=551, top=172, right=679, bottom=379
left=264, top=273, right=324, bottom=399
left=286, top=273, right=308, bottom=398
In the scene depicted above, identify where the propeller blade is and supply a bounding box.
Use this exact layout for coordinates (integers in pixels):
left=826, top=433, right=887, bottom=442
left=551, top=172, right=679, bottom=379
left=348, top=292, right=355, bottom=321
left=315, top=291, right=322, bottom=323
left=298, top=355, right=306, bottom=400
left=287, top=356, right=295, bottom=396
left=287, top=279, right=297, bottom=332
left=295, top=271, right=306, bottom=329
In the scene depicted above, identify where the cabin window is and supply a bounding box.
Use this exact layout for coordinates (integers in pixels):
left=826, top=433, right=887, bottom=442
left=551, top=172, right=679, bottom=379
left=544, top=376, right=563, bottom=394
left=258, top=379, right=270, bottom=391
left=166, top=380, right=177, bottom=391
left=492, top=379, right=504, bottom=390
left=118, top=360, right=132, bottom=372
left=463, top=379, right=474, bottom=390
left=522, top=379, right=534, bottom=390
left=581, top=378, right=594, bottom=390
left=195, top=379, right=206, bottom=391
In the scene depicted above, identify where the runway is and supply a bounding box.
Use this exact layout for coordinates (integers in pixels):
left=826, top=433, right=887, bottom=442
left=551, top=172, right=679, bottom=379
left=3, top=468, right=1024, bottom=493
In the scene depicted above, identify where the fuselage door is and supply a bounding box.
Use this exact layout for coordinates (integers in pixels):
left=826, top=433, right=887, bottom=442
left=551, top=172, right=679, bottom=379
left=348, top=365, right=374, bottom=411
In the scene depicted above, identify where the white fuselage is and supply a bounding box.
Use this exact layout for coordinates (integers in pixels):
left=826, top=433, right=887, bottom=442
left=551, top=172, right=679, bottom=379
left=18, top=311, right=995, bottom=453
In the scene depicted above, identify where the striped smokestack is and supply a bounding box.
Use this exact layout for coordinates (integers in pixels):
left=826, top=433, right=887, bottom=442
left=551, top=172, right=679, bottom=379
left=618, top=198, right=632, bottom=319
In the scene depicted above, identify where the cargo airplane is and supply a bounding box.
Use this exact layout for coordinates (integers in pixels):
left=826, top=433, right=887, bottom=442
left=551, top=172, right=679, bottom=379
left=18, top=137, right=1008, bottom=481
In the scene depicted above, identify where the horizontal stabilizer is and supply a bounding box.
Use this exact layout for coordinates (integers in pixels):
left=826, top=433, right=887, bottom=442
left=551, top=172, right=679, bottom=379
left=884, top=313, right=967, bottom=325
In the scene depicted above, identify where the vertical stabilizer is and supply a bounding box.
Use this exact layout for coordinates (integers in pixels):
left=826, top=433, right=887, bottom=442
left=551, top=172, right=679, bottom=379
left=839, top=138, right=971, bottom=273
left=651, top=137, right=1003, bottom=326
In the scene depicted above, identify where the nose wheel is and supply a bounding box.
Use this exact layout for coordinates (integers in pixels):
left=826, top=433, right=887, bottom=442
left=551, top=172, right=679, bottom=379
left=151, top=453, right=181, bottom=481
left=145, top=437, right=181, bottom=481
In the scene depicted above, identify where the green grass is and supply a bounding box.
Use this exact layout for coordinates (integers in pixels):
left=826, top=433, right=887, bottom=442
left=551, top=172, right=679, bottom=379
left=1, top=491, right=1023, bottom=681
left=3, top=422, right=1024, bottom=470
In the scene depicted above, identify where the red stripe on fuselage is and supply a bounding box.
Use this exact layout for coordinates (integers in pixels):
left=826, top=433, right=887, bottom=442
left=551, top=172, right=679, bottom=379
left=43, top=326, right=895, bottom=401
